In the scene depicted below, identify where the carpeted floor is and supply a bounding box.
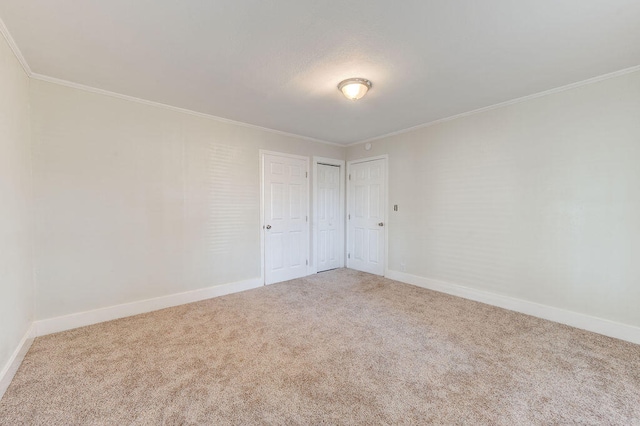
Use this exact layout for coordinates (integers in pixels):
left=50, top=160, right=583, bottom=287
left=1, top=269, right=639, bottom=425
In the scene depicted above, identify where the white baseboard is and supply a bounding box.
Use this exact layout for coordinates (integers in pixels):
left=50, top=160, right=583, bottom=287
left=34, top=277, right=263, bottom=337
left=1, top=278, right=263, bottom=399
left=0, top=324, right=36, bottom=400
left=386, top=270, right=640, bottom=345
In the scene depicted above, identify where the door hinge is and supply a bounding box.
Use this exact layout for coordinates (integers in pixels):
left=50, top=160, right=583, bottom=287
left=349, top=174, right=351, bottom=180
left=348, top=253, right=351, bottom=259
left=348, top=213, right=351, bottom=220
left=306, top=215, right=308, bottom=222
left=306, top=259, right=308, bottom=265
left=305, top=171, right=308, bottom=178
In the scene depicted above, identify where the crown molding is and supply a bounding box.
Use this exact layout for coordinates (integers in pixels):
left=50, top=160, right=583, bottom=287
left=30, top=73, right=344, bottom=147
left=350, top=64, right=640, bottom=147
left=1, top=17, right=343, bottom=148
left=0, top=15, right=31, bottom=76
left=4, top=12, right=638, bottom=149
left=0, top=16, right=342, bottom=148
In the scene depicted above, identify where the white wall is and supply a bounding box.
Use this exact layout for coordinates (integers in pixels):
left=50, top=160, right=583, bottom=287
left=0, top=34, right=33, bottom=373
left=30, top=79, right=344, bottom=320
left=348, top=70, right=640, bottom=328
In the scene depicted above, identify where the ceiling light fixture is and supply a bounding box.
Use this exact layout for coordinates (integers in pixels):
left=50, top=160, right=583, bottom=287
left=338, top=78, right=372, bottom=101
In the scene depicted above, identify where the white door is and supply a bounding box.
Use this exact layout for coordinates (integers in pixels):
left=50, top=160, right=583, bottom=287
left=348, top=158, right=386, bottom=275
left=263, top=153, right=309, bottom=285
left=317, top=164, right=341, bottom=272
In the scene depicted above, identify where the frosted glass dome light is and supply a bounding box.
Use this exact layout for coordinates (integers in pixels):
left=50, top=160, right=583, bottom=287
left=338, top=78, right=372, bottom=101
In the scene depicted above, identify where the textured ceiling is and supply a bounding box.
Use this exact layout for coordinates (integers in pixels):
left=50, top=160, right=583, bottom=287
left=1, top=0, right=639, bottom=144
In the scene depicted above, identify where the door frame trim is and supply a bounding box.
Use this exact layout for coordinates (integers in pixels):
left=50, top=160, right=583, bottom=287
left=346, top=155, right=389, bottom=276
left=312, top=157, right=346, bottom=273
left=259, top=150, right=311, bottom=285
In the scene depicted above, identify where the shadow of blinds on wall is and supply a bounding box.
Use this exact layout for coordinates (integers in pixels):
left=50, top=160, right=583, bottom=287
left=183, top=140, right=259, bottom=286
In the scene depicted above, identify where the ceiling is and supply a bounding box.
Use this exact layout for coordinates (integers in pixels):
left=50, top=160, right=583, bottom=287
left=1, top=1, right=639, bottom=145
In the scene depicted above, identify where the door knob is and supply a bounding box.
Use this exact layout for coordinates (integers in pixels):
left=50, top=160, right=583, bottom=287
left=266, top=225, right=272, bottom=229
left=378, top=222, right=384, bottom=227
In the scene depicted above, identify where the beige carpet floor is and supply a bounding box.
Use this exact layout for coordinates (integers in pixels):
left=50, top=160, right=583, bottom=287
left=1, top=269, right=639, bottom=425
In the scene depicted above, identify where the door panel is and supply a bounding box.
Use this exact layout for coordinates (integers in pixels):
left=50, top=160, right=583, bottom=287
left=317, top=164, right=341, bottom=272
left=354, top=227, right=365, bottom=260
left=348, top=159, right=386, bottom=275
left=368, top=229, right=380, bottom=263
left=271, top=183, right=284, bottom=219
left=264, top=154, right=309, bottom=284
left=270, top=232, right=285, bottom=270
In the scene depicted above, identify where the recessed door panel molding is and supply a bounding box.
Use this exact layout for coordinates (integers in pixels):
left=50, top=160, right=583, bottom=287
left=270, top=232, right=285, bottom=270
left=271, top=183, right=284, bottom=220
left=289, top=184, right=302, bottom=219
left=262, top=152, right=310, bottom=285
left=347, top=156, right=387, bottom=276
left=313, top=157, right=345, bottom=273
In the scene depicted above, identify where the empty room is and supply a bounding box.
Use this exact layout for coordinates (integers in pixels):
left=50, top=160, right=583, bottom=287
left=1, top=1, right=639, bottom=424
